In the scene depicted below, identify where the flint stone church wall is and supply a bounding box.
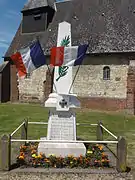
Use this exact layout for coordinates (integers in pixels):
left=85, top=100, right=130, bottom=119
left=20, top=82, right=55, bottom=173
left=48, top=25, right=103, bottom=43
left=72, top=55, right=129, bottom=110
left=73, top=65, right=128, bottom=99
left=18, top=55, right=129, bottom=110
left=18, top=66, right=48, bottom=103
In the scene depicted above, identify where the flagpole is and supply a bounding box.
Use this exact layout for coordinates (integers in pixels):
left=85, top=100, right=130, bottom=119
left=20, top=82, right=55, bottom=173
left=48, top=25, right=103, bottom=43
left=68, top=65, right=81, bottom=94
left=47, top=65, right=58, bottom=93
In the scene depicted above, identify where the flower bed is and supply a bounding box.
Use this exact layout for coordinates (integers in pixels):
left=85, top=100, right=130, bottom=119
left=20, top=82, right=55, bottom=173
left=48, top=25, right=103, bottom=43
left=17, top=143, right=110, bottom=168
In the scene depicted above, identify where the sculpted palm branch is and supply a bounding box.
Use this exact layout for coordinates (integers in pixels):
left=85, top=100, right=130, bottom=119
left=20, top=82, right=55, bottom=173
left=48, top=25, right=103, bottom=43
left=56, top=36, right=70, bottom=81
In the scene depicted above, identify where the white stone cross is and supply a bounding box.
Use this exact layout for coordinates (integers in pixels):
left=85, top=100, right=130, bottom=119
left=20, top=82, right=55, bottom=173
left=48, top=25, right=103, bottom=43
left=53, top=21, right=73, bottom=94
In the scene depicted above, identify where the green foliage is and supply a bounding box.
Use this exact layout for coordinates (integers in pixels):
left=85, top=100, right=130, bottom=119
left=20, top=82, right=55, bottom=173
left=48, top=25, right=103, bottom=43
left=56, top=66, right=69, bottom=81
left=60, top=36, right=70, bottom=47
left=56, top=36, right=70, bottom=82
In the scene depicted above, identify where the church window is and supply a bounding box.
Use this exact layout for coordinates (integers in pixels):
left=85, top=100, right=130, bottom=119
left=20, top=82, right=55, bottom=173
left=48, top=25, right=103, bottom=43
left=103, top=66, right=110, bottom=80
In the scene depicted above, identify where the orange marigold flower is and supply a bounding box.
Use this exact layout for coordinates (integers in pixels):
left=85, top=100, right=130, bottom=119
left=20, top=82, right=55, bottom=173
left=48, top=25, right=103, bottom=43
left=68, top=154, right=73, bottom=158
left=31, top=150, right=36, bottom=154
left=46, top=159, right=50, bottom=163
left=19, top=156, right=24, bottom=160
left=98, top=145, right=103, bottom=150
left=79, top=154, right=83, bottom=158
left=20, top=152, right=25, bottom=156
left=38, top=154, right=42, bottom=159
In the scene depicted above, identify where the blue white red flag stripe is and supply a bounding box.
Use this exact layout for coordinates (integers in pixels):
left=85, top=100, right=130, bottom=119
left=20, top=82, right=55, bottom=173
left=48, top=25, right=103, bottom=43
left=50, top=44, right=88, bottom=66
left=74, top=44, right=88, bottom=66
left=51, top=46, right=64, bottom=66
left=30, top=41, right=46, bottom=68
left=11, top=41, right=46, bottom=78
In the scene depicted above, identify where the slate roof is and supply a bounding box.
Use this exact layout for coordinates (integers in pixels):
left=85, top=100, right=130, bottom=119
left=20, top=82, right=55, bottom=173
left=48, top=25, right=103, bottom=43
left=22, top=0, right=56, bottom=11
left=5, top=0, right=135, bottom=57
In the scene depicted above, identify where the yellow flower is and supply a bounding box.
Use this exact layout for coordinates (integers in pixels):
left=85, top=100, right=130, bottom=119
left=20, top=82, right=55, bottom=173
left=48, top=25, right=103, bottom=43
left=49, top=154, right=55, bottom=157
left=32, top=154, right=37, bottom=158
left=38, top=154, right=42, bottom=158
left=70, top=161, right=73, bottom=164
left=87, top=150, right=93, bottom=154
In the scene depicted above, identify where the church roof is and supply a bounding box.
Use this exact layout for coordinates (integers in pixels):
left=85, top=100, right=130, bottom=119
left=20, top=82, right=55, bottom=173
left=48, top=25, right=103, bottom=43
left=5, top=0, right=135, bottom=57
left=22, top=0, right=56, bottom=11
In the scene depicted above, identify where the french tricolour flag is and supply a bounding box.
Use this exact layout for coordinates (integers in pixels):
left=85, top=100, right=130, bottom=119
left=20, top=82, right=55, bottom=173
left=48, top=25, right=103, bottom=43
left=11, top=41, right=46, bottom=78
left=50, top=44, right=88, bottom=66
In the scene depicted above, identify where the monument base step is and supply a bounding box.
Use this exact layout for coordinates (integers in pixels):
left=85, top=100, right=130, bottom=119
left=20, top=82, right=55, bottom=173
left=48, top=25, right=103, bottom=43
left=38, top=140, right=86, bottom=157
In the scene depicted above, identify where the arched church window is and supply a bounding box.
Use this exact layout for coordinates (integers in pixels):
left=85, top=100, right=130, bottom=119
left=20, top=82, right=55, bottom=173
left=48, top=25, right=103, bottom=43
left=103, top=66, right=110, bottom=80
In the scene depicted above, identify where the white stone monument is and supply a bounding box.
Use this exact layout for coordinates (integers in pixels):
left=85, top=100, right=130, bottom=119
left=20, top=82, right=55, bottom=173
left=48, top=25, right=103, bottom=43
left=38, top=21, right=86, bottom=157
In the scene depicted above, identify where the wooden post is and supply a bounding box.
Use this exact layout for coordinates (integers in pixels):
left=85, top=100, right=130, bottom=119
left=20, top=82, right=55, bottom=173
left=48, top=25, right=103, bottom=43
left=0, top=134, right=11, bottom=171
left=116, top=136, right=127, bottom=172
left=21, top=119, right=28, bottom=142
left=96, top=122, right=103, bottom=141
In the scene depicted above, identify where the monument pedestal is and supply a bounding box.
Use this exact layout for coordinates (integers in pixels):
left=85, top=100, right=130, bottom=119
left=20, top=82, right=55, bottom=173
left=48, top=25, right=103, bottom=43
left=38, top=141, right=86, bottom=157
left=38, top=93, right=86, bottom=157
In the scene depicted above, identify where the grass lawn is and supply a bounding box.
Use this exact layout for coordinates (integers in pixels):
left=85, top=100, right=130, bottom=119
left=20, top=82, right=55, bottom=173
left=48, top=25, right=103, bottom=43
left=0, top=103, right=135, bottom=171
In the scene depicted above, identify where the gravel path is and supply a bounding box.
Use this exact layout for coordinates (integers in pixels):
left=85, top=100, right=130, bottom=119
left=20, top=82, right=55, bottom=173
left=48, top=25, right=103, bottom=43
left=0, top=172, right=133, bottom=180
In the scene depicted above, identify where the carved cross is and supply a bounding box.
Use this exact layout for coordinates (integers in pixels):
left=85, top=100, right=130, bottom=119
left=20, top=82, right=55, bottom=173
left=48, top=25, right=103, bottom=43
left=59, top=99, right=67, bottom=108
